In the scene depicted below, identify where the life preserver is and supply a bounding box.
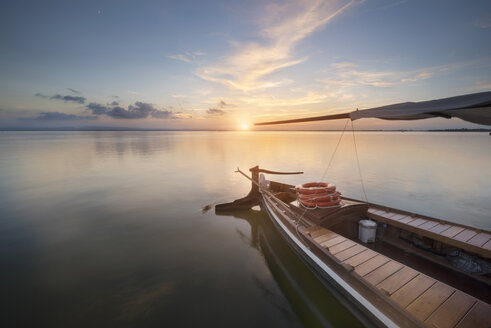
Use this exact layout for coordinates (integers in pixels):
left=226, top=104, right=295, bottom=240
left=298, top=197, right=340, bottom=208
left=295, top=182, right=336, bottom=194
left=298, top=192, right=341, bottom=202
left=296, top=181, right=341, bottom=209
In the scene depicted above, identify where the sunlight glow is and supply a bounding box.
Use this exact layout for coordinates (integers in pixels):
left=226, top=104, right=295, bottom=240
left=240, top=123, right=249, bottom=130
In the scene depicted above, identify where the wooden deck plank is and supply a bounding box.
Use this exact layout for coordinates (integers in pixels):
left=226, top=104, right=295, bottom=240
left=388, top=213, right=408, bottom=221
left=453, top=229, right=478, bottom=243
left=376, top=266, right=419, bottom=296
left=320, top=235, right=347, bottom=248
left=425, top=290, right=476, bottom=328
left=482, top=239, right=491, bottom=251
left=417, top=220, right=439, bottom=231
left=378, top=211, right=395, bottom=218
left=364, top=261, right=404, bottom=286
left=329, top=239, right=356, bottom=255
left=304, top=217, right=491, bottom=327
left=368, top=207, right=384, bottom=216
left=343, top=249, right=378, bottom=267
left=313, top=231, right=338, bottom=243
left=334, top=244, right=367, bottom=261
left=440, top=225, right=465, bottom=238
left=310, top=228, right=332, bottom=238
left=406, top=282, right=455, bottom=322
left=391, top=274, right=435, bottom=308
left=354, top=254, right=390, bottom=277
left=407, top=218, right=427, bottom=227
left=466, top=232, right=491, bottom=247
left=399, top=216, right=416, bottom=224
left=455, top=301, right=491, bottom=328
left=429, top=223, right=452, bottom=234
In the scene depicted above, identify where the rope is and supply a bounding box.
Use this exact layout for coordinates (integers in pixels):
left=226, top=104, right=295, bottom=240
left=320, top=118, right=350, bottom=182
left=296, top=118, right=350, bottom=219
left=350, top=120, right=369, bottom=202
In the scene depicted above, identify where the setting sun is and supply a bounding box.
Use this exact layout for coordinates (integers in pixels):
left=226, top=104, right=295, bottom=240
left=240, top=123, right=249, bottom=130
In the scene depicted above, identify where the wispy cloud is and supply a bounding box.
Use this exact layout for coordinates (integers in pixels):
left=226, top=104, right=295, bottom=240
left=168, top=54, right=191, bottom=63
left=467, top=81, right=491, bottom=92
left=26, top=112, right=97, bottom=120
left=86, top=101, right=178, bottom=119
left=206, top=108, right=226, bottom=116
left=197, top=0, right=359, bottom=92
left=127, top=90, right=142, bottom=96
left=167, top=50, right=206, bottom=63
left=239, top=91, right=332, bottom=107
left=475, top=15, right=491, bottom=28
left=35, top=93, right=86, bottom=104
left=318, top=62, right=434, bottom=88
left=67, top=88, right=81, bottom=94
left=371, top=0, right=407, bottom=12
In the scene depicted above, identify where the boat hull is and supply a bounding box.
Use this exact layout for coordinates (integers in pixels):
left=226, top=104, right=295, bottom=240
left=260, top=193, right=422, bottom=328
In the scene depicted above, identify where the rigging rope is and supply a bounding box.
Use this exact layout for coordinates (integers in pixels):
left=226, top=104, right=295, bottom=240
left=296, top=118, right=350, bottom=221
left=320, top=118, right=350, bottom=181
left=351, top=120, right=369, bottom=202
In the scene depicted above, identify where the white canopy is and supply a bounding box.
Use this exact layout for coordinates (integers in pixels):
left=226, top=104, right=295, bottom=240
left=349, top=91, right=491, bottom=125
left=255, top=91, right=491, bottom=126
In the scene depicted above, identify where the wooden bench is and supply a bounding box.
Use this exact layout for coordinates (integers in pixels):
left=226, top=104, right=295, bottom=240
left=366, top=207, right=491, bottom=259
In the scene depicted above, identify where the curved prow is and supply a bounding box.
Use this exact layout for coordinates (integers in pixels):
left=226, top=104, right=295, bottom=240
left=215, top=165, right=302, bottom=212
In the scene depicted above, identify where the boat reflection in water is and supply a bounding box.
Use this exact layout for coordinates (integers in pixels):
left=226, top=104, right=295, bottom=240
left=216, top=207, right=367, bottom=328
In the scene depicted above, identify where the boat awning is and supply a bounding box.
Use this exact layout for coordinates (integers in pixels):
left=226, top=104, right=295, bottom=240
left=255, top=91, right=491, bottom=126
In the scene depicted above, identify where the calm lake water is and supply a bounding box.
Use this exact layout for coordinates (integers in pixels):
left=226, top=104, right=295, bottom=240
left=1, top=131, right=490, bottom=327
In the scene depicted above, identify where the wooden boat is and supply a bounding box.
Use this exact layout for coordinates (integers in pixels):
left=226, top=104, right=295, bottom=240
left=216, top=92, right=491, bottom=328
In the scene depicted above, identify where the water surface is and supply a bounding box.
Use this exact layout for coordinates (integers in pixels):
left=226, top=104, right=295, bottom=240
left=1, top=131, right=489, bottom=327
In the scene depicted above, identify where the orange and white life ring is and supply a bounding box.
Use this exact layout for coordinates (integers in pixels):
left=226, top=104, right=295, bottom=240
left=295, top=182, right=336, bottom=194
left=296, top=181, right=341, bottom=209
left=298, top=197, right=340, bottom=208
left=297, top=192, right=341, bottom=202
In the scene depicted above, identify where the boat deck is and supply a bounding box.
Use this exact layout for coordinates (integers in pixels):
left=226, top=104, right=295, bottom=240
left=366, top=207, right=491, bottom=259
left=304, top=226, right=491, bottom=328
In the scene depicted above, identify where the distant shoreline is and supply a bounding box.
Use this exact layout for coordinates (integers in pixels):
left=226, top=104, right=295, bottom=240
left=1, top=128, right=490, bottom=132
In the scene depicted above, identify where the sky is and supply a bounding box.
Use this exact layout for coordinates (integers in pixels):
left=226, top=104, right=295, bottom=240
left=0, top=0, right=490, bottom=130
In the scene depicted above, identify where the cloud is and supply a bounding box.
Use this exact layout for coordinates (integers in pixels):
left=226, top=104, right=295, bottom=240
left=206, top=108, right=226, bottom=115
left=218, top=100, right=237, bottom=108
left=28, top=112, right=98, bottom=120
left=167, top=50, right=205, bottom=63
left=167, top=54, right=191, bottom=63
left=401, top=71, right=433, bottom=82
left=67, top=88, right=81, bottom=94
left=475, top=15, right=491, bottom=28
left=127, top=90, right=142, bottom=95
left=371, top=0, right=407, bottom=12
left=50, top=94, right=86, bottom=104
left=35, top=93, right=86, bottom=104
left=151, top=110, right=174, bottom=118
left=197, top=0, right=358, bottom=92
left=86, top=101, right=177, bottom=119
left=318, top=62, right=434, bottom=89
left=86, top=102, right=108, bottom=115
left=467, top=81, right=491, bottom=92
